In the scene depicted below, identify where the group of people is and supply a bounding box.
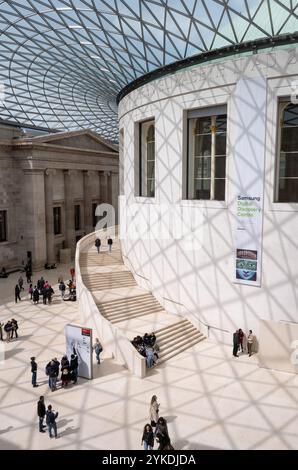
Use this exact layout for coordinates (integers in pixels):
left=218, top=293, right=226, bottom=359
left=45, top=352, right=79, bottom=391
left=37, top=396, right=59, bottom=438
left=141, top=395, right=174, bottom=450
left=131, top=332, right=159, bottom=368
left=58, top=279, right=76, bottom=301
left=233, top=328, right=256, bottom=357
left=0, top=319, right=18, bottom=342
left=94, top=236, right=113, bottom=253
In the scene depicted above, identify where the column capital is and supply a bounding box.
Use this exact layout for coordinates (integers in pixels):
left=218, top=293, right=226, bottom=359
left=64, top=169, right=78, bottom=177
left=84, top=170, right=97, bottom=177
left=45, top=168, right=57, bottom=177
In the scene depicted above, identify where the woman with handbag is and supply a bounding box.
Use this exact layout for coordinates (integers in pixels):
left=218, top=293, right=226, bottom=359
left=149, top=395, right=159, bottom=427
left=155, top=417, right=174, bottom=450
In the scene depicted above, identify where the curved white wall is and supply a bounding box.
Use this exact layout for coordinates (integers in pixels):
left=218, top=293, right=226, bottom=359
left=119, top=46, right=298, bottom=344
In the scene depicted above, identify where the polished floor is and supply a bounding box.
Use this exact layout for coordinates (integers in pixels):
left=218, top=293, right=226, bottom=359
left=1, top=266, right=298, bottom=450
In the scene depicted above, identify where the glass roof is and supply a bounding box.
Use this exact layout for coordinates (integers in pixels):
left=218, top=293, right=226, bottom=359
left=0, top=0, right=297, bottom=142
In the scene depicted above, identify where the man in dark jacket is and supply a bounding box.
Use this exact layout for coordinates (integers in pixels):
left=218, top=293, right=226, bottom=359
left=15, top=284, right=21, bottom=303
left=233, top=330, right=239, bottom=357
left=95, top=237, right=101, bottom=253
left=70, top=353, right=79, bottom=384
left=107, top=236, right=113, bottom=252
left=31, top=357, right=38, bottom=387
left=11, top=319, right=18, bottom=339
left=37, top=396, right=46, bottom=432
left=46, top=405, right=58, bottom=438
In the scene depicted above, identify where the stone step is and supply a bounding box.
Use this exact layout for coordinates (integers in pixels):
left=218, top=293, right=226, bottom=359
left=157, top=323, right=197, bottom=344
left=102, top=305, right=165, bottom=321
left=154, top=319, right=188, bottom=336
left=158, top=335, right=205, bottom=364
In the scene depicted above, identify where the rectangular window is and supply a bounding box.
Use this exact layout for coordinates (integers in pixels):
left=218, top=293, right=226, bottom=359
left=74, top=204, right=81, bottom=231
left=0, top=210, right=7, bottom=242
left=276, top=100, right=298, bottom=202
left=53, top=207, right=62, bottom=235
left=139, top=120, right=155, bottom=197
left=187, top=107, right=227, bottom=201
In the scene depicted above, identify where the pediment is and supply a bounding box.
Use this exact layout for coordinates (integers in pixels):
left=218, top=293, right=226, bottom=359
left=29, top=129, right=118, bottom=153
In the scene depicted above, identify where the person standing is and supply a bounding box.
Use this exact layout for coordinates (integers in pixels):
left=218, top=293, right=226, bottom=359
left=93, top=338, right=103, bottom=364
left=11, top=318, right=18, bottom=339
left=48, top=360, right=58, bottom=392
left=31, top=357, right=38, bottom=387
left=95, top=237, right=101, bottom=253
left=233, top=330, right=239, bottom=357
left=15, top=284, right=21, bottom=303
left=46, top=405, right=58, bottom=438
left=37, top=396, right=46, bottom=433
left=238, top=328, right=244, bottom=353
left=4, top=321, right=12, bottom=342
left=141, top=424, right=154, bottom=450
left=247, top=330, right=254, bottom=357
left=33, top=286, right=39, bottom=304
left=149, top=395, right=159, bottom=427
left=0, top=322, right=3, bottom=341
left=70, top=353, right=79, bottom=384
left=107, top=236, right=113, bottom=252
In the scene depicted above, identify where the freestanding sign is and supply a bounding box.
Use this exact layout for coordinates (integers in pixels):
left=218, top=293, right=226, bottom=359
left=65, top=324, right=93, bottom=379
left=233, top=77, right=266, bottom=287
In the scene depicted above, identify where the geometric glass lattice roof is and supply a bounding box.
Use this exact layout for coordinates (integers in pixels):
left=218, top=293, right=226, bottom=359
left=0, top=1, right=297, bottom=142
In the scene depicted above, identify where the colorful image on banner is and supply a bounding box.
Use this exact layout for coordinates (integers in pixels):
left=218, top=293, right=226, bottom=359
left=236, top=249, right=258, bottom=282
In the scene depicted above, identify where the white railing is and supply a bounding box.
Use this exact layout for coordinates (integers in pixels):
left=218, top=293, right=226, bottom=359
left=75, top=228, right=147, bottom=378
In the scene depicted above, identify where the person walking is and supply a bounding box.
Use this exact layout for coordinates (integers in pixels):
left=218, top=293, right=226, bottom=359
left=141, top=424, right=154, bottom=450
left=93, top=338, right=103, bottom=364
left=233, top=330, right=239, bottom=357
left=107, top=236, right=113, bottom=252
left=59, top=281, right=66, bottom=299
left=247, top=330, right=255, bottom=357
left=15, top=284, right=21, bottom=303
left=18, top=275, right=24, bottom=291
left=155, top=417, right=173, bottom=450
left=95, top=237, right=101, bottom=253
left=37, top=396, right=46, bottom=433
left=29, top=284, right=33, bottom=300
left=46, top=405, right=58, bottom=439
left=149, top=395, right=159, bottom=427
left=11, top=318, right=18, bottom=339
left=31, top=357, right=38, bottom=387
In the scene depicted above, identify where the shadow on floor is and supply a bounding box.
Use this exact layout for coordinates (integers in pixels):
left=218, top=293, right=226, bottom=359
left=5, top=348, right=25, bottom=359
left=0, top=426, right=13, bottom=435
left=58, top=426, right=80, bottom=438
left=92, top=358, right=125, bottom=378
left=173, top=439, right=220, bottom=450
left=0, top=437, right=21, bottom=450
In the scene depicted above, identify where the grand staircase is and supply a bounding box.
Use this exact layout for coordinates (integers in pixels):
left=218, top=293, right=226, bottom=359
left=80, top=238, right=205, bottom=370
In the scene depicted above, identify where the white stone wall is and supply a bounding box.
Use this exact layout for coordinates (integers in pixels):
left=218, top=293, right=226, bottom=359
left=119, top=46, right=298, bottom=343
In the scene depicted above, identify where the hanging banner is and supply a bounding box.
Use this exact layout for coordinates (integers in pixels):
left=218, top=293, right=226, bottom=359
left=65, top=324, right=93, bottom=379
left=233, top=77, right=266, bottom=286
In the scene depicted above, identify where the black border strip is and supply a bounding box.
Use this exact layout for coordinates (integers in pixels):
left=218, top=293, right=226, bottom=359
left=117, top=32, right=298, bottom=104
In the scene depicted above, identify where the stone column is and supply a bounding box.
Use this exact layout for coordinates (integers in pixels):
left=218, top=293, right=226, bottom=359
left=22, top=169, right=47, bottom=270
left=45, top=169, right=56, bottom=264
left=111, top=172, right=119, bottom=224
left=83, top=170, right=96, bottom=235
left=64, top=169, right=76, bottom=257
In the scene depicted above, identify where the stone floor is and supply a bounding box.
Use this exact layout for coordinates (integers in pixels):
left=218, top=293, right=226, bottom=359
left=1, top=264, right=298, bottom=450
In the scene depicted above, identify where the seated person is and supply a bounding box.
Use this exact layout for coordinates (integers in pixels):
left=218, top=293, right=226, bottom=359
left=149, top=332, right=156, bottom=347
left=145, top=346, right=155, bottom=368
left=143, top=333, right=151, bottom=346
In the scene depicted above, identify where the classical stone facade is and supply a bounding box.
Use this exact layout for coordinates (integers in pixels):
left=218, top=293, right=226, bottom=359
left=0, top=123, right=118, bottom=270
